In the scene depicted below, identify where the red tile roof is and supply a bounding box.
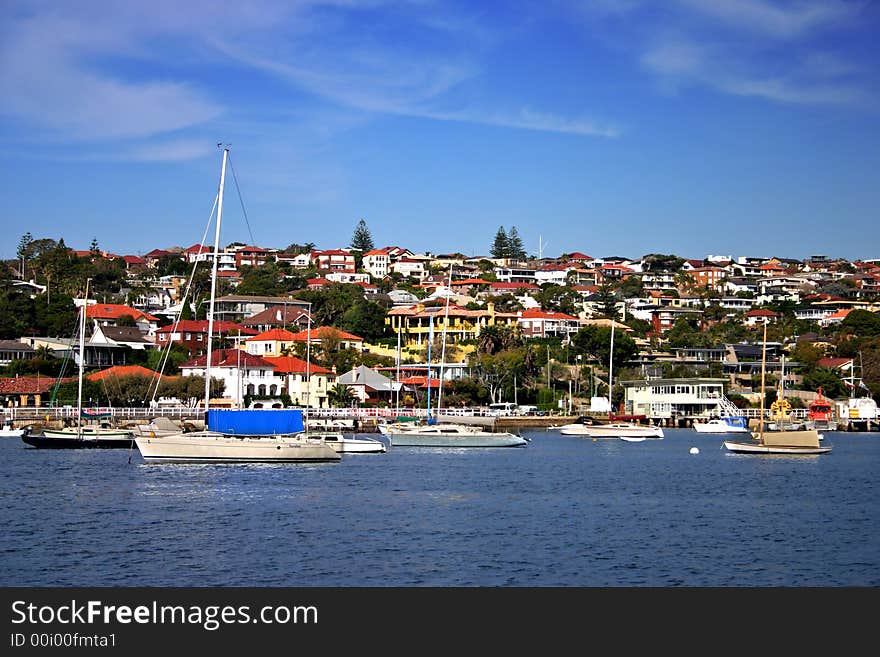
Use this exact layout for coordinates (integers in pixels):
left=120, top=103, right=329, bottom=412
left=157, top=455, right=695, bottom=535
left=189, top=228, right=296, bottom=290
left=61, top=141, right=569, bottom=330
left=817, top=357, right=853, bottom=370
left=0, top=376, right=76, bottom=394
left=85, top=304, right=159, bottom=322
left=287, top=326, right=364, bottom=342
left=519, top=308, right=580, bottom=321
left=86, top=365, right=167, bottom=381
left=400, top=376, right=441, bottom=388
left=181, top=349, right=274, bottom=369
left=490, top=282, right=538, bottom=290
left=155, top=320, right=257, bottom=335
left=745, top=309, right=779, bottom=317
left=263, top=356, right=333, bottom=375
left=247, top=328, right=298, bottom=342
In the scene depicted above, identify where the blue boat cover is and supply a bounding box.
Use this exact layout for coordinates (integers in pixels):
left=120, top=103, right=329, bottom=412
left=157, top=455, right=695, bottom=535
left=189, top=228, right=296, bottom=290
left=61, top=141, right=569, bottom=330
left=206, top=409, right=304, bottom=435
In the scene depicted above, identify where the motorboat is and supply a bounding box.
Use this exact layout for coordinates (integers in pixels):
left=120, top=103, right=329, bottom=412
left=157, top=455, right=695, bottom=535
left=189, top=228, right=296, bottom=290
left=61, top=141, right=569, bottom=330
left=1, top=422, right=29, bottom=439
left=387, top=422, right=527, bottom=448
left=561, top=422, right=664, bottom=439
left=550, top=415, right=603, bottom=431
left=693, top=418, right=750, bottom=434
left=301, top=432, right=387, bottom=453
left=805, top=387, right=838, bottom=431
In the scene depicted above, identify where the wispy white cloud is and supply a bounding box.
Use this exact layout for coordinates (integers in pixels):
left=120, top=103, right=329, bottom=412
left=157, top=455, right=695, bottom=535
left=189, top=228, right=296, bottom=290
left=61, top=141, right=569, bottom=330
left=641, top=35, right=871, bottom=107
left=625, top=0, right=875, bottom=109
left=673, top=0, right=859, bottom=39
left=417, top=108, right=620, bottom=138
left=0, top=15, right=221, bottom=143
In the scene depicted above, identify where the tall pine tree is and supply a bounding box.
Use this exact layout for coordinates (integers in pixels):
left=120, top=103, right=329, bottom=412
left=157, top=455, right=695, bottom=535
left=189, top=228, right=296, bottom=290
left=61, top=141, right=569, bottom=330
left=507, top=226, right=526, bottom=260
left=490, top=226, right=509, bottom=258
left=350, top=219, right=374, bottom=252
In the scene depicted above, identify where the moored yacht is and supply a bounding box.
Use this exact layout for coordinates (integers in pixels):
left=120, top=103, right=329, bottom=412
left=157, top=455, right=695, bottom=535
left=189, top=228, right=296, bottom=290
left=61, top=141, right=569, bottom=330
left=387, top=422, right=527, bottom=448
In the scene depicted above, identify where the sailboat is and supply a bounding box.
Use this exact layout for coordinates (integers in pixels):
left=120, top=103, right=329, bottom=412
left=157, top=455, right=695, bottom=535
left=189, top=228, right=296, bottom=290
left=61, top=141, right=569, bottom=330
left=22, top=279, right=135, bottom=449
left=134, top=146, right=338, bottom=463
left=560, top=317, right=663, bottom=439
left=386, top=276, right=526, bottom=448
left=724, top=324, right=831, bottom=455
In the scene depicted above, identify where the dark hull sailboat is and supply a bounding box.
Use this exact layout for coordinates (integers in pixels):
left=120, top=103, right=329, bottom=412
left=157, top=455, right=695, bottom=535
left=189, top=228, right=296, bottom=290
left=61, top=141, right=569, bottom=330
left=22, top=427, right=135, bottom=449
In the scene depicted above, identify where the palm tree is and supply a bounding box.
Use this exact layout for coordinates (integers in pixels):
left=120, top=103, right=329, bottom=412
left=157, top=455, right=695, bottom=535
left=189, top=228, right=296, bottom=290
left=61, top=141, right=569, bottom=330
left=327, top=383, right=356, bottom=408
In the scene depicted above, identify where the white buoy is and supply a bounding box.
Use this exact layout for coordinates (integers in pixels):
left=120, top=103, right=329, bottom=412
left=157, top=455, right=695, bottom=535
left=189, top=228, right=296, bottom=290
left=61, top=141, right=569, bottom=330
left=689, top=447, right=700, bottom=455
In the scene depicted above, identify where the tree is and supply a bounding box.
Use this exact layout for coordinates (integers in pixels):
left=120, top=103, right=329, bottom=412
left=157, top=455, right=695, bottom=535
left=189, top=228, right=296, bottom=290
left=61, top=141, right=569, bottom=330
left=534, top=284, right=582, bottom=315
left=839, top=310, right=880, bottom=337
left=16, top=232, right=33, bottom=278
left=350, top=219, right=374, bottom=252
left=490, top=227, right=508, bottom=259
left=341, top=299, right=387, bottom=342
left=178, top=301, right=194, bottom=321
left=89, top=238, right=100, bottom=254
left=507, top=226, right=526, bottom=260
left=571, top=325, right=638, bottom=376
left=327, top=383, right=357, bottom=407
left=595, top=281, right=618, bottom=320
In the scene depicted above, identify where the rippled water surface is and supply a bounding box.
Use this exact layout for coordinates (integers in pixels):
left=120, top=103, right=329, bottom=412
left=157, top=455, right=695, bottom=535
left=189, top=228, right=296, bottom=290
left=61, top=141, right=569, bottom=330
left=2, top=429, right=878, bottom=586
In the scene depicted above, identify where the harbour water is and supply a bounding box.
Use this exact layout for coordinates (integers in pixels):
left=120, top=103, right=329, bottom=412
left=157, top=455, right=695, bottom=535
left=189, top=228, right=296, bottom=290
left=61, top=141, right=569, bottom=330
left=2, top=429, right=878, bottom=587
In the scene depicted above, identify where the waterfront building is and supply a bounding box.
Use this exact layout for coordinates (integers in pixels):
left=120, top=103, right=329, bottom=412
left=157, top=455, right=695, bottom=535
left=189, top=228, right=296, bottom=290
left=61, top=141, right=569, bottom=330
left=622, top=377, right=731, bottom=421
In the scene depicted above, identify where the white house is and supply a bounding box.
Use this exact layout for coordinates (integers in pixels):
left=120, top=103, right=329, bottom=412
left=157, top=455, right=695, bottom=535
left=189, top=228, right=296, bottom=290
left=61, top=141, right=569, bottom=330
left=391, top=258, right=427, bottom=280
left=362, top=249, right=391, bottom=278
left=180, top=348, right=285, bottom=407
left=622, top=378, right=730, bottom=420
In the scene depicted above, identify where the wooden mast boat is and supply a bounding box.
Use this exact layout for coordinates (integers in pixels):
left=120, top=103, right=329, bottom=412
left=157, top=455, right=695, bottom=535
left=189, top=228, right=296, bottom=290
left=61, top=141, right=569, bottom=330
left=724, top=324, right=831, bottom=455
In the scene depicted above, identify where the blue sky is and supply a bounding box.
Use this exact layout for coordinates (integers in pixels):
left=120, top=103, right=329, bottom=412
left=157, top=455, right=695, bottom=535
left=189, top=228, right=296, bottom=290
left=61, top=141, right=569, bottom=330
left=1, top=0, right=878, bottom=262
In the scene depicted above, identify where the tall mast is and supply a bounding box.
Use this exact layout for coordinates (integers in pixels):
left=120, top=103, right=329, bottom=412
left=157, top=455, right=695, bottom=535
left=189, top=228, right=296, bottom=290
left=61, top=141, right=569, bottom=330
left=436, top=265, right=453, bottom=414
left=608, top=317, right=615, bottom=416
left=758, top=322, right=767, bottom=442
left=305, top=302, right=311, bottom=428
left=204, top=146, right=229, bottom=407
left=77, top=277, right=91, bottom=438
left=395, top=326, right=401, bottom=416
left=425, top=314, right=434, bottom=421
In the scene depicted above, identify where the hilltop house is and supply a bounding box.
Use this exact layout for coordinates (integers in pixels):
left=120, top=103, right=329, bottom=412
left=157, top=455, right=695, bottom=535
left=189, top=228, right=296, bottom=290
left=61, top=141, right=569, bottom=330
left=517, top=308, right=582, bottom=339
left=82, top=303, right=160, bottom=339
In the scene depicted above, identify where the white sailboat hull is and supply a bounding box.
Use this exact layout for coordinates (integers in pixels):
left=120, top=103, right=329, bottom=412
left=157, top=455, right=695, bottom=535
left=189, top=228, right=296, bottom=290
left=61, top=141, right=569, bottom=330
left=723, top=440, right=832, bottom=455
left=135, top=432, right=340, bottom=463
left=387, top=424, right=527, bottom=447
left=724, top=429, right=831, bottom=455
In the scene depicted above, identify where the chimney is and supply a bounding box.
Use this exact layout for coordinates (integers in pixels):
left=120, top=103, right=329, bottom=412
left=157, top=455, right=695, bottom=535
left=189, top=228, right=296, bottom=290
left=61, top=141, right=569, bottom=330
left=276, top=309, right=282, bottom=321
